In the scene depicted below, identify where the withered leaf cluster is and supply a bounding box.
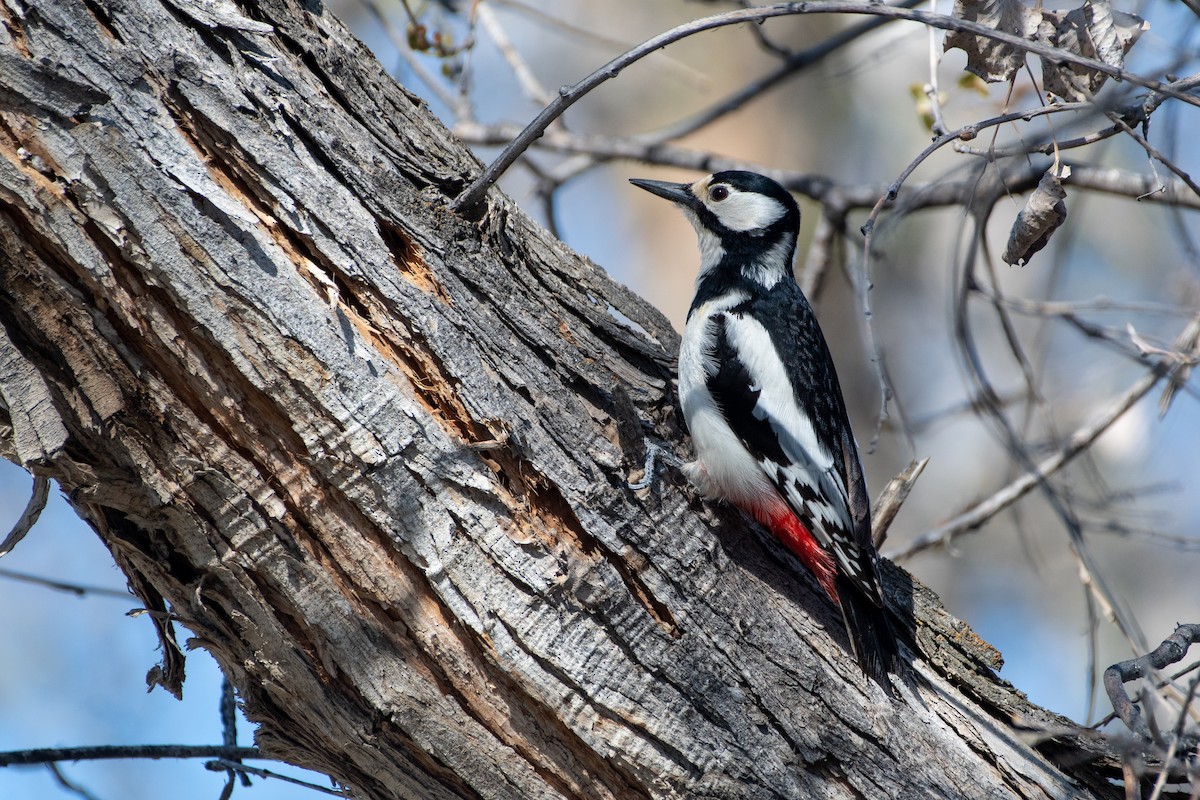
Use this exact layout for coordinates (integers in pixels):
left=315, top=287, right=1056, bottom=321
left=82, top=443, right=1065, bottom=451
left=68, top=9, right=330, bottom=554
left=945, top=0, right=1147, bottom=101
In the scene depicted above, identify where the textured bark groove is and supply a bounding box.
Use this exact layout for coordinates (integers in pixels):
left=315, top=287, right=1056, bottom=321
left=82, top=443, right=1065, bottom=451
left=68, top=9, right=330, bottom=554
left=0, top=1, right=1145, bottom=798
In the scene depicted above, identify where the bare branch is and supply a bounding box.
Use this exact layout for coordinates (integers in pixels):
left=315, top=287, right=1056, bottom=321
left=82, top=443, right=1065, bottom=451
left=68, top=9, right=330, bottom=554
left=451, top=4, right=805, bottom=211
left=354, top=0, right=463, bottom=114
left=860, top=101, right=1092, bottom=237
left=955, top=123, right=1121, bottom=159
left=477, top=2, right=554, bottom=109
left=648, top=0, right=926, bottom=143
left=0, top=566, right=131, bottom=599
left=872, top=457, right=930, bottom=548
left=0, top=745, right=261, bottom=767
left=204, top=759, right=347, bottom=796
left=457, top=120, right=1200, bottom=216
left=1108, top=112, right=1200, bottom=198
left=45, top=763, right=103, bottom=800
left=1069, top=165, right=1200, bottom=210
left=1104, top=624, right=1200, bottom=744
left=451, top=1, right=1200, bottom=211
left=489, top=0, right=712, bottom=90
left=455, top=121, right=873, bottom=202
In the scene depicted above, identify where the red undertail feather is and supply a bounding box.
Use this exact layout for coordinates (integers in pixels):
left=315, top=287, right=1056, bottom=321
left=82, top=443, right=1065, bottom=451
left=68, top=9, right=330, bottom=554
left=748, top=500, right=838, bottom=603
left=741, top=496, right=902, bottom=693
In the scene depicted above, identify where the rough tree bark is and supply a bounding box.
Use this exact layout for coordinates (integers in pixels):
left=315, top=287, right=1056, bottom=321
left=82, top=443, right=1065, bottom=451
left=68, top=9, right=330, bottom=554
left=0, top=1, right=1144, bottom=798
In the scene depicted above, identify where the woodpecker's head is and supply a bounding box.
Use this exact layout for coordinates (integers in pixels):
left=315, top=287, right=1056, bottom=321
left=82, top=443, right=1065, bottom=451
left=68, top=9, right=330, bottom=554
left=630, top=170, right=799, bottom=287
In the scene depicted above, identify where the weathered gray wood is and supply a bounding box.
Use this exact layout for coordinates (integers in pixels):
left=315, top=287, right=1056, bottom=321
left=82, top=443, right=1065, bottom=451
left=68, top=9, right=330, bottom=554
left=0, top=1, right=1127, bottom=798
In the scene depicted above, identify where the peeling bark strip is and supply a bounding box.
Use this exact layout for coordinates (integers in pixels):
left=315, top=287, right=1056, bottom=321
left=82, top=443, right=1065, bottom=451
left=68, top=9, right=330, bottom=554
left=0, top=1, right=1140, bottom=798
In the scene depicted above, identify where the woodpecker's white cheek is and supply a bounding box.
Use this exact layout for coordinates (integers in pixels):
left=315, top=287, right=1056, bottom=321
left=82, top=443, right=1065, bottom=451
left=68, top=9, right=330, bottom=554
left=710, top=193, right=786, bottom=232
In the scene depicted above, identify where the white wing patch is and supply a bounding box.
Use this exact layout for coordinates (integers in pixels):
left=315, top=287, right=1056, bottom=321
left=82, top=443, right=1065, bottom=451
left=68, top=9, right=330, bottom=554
left=720, top=314, right=856, bottom=551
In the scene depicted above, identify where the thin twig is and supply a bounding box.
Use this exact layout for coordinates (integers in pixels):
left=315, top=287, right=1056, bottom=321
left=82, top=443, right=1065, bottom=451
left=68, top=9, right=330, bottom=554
left=887, top=353, right=1155, bottom=561
left=488, top=0, right=711, bottom=90
left=978, top=292, right=1197, bottom=319
left=952, top=196, right=1146, bottom=650
left=0, top=566, right=131, bottom=599
left=859, top=101, right=1091, bottom=238
left=900, top=389, right=1025, bottom=432
left=452, top=5, right=804, bottom=210
left=924, top=0, right=949, bottom=138
left=477, top=2, right=554, bottom=108
left=0, top=745, right=261, bottom=767
left=956, top=123, right=1121, bottom=159
left=1104, top=623, right=1200, bottom=743
left=456, top=121, right=1200, bottom=214
left=1107, top=112, right=1200, bottom=198
left=46, top=763, right=103, bottom=800
left=219, top=677, right=250, bottom=788
left=647, top=0, right=926, bottom=144
left=799, top=210, right=841, bottom=298
left=1069, top=164, right=1200, bottom=210
left=871, top=457, right=929, bottom=548
left=356, top=0, right=461, bottom=113
left=1093, top=661, right=1200, bottom=730
left=455, top=121, right=876, bottom=202
left=205, top=759, right=347, bottom=796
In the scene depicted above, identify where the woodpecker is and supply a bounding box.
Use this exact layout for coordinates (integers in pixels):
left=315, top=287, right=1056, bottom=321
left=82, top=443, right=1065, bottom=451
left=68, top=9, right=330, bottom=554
left=631, top=170, right=903, bottom=689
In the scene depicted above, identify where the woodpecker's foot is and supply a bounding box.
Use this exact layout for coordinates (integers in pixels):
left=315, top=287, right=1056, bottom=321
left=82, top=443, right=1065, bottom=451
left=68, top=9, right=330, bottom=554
left=627, top=441, right=684, bottom=491
left=681, top=459, right=720, bottom=497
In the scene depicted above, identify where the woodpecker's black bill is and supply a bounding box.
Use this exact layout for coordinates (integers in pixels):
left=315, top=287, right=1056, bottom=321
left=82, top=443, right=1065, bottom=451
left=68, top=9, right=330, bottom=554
left=629, top=178, right=698, bottom=209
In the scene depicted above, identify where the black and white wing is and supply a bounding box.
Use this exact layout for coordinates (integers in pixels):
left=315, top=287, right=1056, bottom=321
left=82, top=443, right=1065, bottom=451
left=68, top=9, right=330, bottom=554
left=704, top=296, right=883, bottom=604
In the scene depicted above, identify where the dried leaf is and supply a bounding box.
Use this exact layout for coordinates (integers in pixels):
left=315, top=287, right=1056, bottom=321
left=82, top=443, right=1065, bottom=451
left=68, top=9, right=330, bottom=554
left=945, top=0, right=1042, bottom=83
left=1003, top=165, right=1071, bottom=266
left=1039, top=0, right=1148, bottom=101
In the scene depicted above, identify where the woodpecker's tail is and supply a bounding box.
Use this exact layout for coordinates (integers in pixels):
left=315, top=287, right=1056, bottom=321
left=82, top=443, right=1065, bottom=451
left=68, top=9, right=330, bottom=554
left=836, top=575, right=904, bottom=694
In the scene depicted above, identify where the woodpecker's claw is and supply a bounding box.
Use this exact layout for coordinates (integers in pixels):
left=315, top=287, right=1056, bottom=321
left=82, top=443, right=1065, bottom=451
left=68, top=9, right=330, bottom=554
left=627, top=441, right=684, bottom=491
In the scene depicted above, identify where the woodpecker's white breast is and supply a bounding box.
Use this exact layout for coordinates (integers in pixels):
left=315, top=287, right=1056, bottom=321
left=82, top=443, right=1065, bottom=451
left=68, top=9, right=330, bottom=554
left=678, top=294, right=775, bottom=505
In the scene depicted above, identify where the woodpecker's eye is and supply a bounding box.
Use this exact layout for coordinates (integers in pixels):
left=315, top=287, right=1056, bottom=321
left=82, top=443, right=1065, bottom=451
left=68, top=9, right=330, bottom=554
left=710, top=186, right=730, bottom=202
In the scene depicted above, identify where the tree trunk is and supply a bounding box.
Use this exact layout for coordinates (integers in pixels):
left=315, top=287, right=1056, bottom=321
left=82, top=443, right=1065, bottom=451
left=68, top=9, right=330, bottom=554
left=0, top=1, right=1129, bottom=797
